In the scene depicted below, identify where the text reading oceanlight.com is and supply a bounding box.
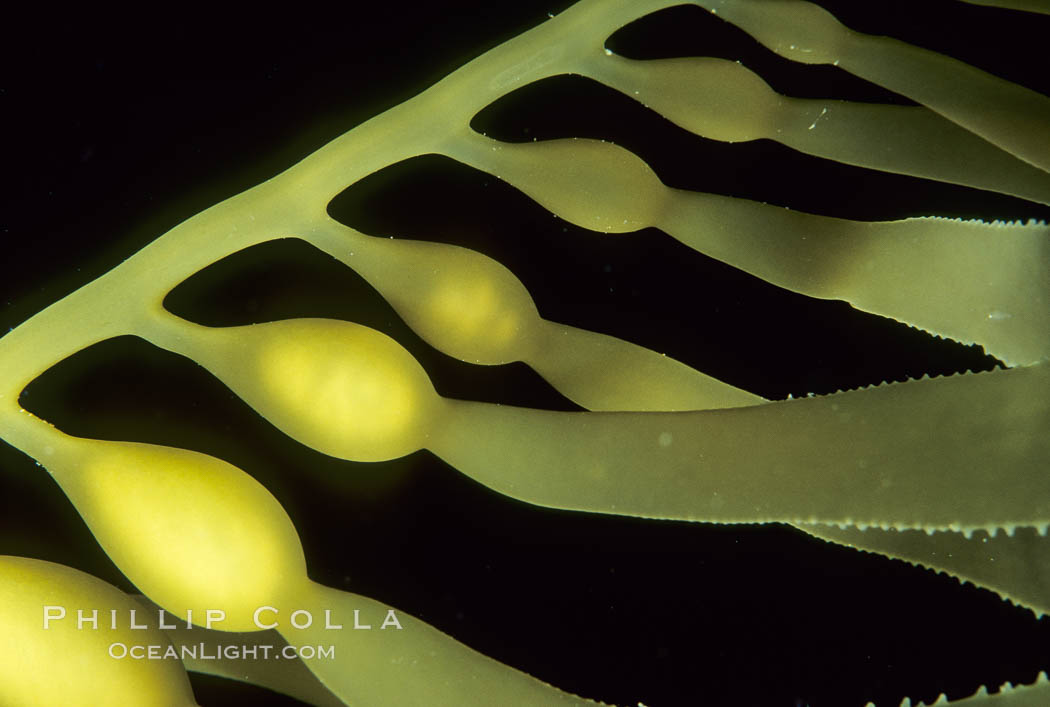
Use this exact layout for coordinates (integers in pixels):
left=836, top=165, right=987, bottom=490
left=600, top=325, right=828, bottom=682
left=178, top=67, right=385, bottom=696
left=42, top=604, right=404, bottom=661
left=108, top=642, right=337, bottom=661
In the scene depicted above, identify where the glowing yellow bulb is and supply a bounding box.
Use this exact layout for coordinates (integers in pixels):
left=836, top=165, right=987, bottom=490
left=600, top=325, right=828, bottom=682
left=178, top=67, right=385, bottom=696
left=190, top=318, right=441, bottom=461
left=426, top=274, right=523, bottom=357
left=51, top=440, right=307, bottom=631
left=0, top=556, right=197, bottom=706
left=353, top=238, right=539, bottom=365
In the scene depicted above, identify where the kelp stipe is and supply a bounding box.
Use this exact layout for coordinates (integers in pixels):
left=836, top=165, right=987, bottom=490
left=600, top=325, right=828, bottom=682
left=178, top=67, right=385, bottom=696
left=2, top=1, right=1050, bottom=705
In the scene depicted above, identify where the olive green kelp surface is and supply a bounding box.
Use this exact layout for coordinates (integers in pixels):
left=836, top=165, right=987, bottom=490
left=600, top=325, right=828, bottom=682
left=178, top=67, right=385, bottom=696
left=2, top=1, right=1049, bottom=705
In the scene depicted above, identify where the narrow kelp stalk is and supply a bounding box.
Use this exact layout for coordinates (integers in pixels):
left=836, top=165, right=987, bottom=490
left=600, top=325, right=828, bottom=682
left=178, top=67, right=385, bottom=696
left=2, top=1, right=1049, bottom=705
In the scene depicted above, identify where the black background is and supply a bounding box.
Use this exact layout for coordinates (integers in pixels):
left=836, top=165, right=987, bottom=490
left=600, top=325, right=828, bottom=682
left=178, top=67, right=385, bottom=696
left=2, top=2, right=1050, bottom=706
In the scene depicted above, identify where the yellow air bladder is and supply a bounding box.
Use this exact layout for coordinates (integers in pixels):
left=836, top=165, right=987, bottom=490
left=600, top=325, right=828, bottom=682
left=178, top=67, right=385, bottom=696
left=0, top=555, right=198, bottom=707
left=7, top=416, right=595, bottom=705
left=40, top=436, right=307, bottom=632
left=142, top=316, right=442, bottom=462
